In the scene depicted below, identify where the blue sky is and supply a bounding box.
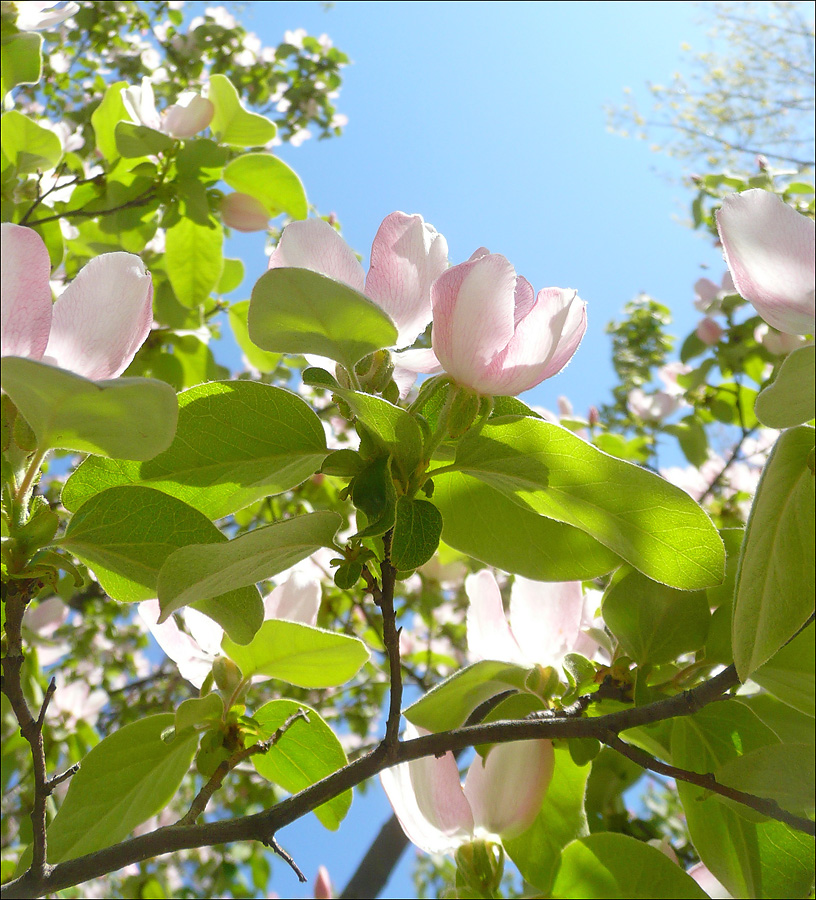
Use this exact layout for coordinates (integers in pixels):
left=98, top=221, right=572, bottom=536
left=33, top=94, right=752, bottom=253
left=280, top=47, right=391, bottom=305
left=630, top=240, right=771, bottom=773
left=203, top=2, right=725, bottom=896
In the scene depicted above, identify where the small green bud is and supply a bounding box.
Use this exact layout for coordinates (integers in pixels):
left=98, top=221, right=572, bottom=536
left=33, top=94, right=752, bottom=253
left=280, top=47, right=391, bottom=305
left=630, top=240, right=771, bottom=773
left=455, top=839, right=504, bottom=897
left=212, top=656, right=243, bottom=693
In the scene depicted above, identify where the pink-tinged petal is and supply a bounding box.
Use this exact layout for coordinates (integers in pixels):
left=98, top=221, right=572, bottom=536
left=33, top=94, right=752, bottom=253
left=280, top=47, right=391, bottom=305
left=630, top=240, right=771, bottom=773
left=1, top=223, right=53, bottom=360
left=391, top=347, right=443, bottom=397
left=432, top=254, right=517, bottom=390
left=687, top=863, right=733, bottom=899
left=313, top=866, right=332, bottom=900
left=163, top=93, right=214, bottom=138
left=465, top=570, right=527, bottom=665
left=23, top=596, right=69, bottom=636
left=221, top=192, right=270, bottom=232
left=44, top=252, right=153, bottom=379
left=364, top=212, right=449, bottom=348
left=509, top=578, right=584, bottom=666
left=696, top=317, right=724, bottom=345
left=483, top=288, right=586, bottom=396
left=694, top=277, right=721, bottom=306
left=137, top=600, right=213, bottom=689
left=464, top=739, right=554, bottom=839
left=268, top=219, right=365, bottom=293
left=380, top=724, right=474, bottom=854
left=716, top=190, right=815, bottom=335
left=263, top=572, right=321, bottom=626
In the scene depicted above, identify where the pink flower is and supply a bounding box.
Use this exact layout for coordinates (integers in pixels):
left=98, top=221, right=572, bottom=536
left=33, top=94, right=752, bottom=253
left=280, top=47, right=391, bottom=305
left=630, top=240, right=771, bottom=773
left=431, top=249, right=586, bottom=396
left=380, top=723, right=554, bottom=854
left=1, top=223, right=153, bottom=379
left=716, top=189, right=815, bottom=335
left=163, top=92, right=215, bottom=138
left=627, top=388, right=680, bottom=422
left=221, top=192, right=271, bottom=232
left=695, top=317, right=724, bottom=346
left=693, top=272, right=734, bottom=313
left=138, top=572, right=321, bottom=688
left=268, top=212, right=449, bottom=349
left=465, top=570, right=601, bottom=669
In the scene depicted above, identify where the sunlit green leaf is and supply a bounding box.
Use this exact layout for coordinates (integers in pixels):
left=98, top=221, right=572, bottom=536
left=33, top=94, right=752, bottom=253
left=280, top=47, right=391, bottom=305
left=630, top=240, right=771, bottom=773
left=755, top=344, right=815, bottom=428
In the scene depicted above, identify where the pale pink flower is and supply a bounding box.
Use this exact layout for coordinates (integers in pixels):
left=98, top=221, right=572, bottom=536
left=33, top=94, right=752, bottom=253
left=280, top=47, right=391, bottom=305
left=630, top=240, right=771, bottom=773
left=465, top=570, right=601, bottom=669
left=693, top=272, right=735, bottom=314
left=268, top=213, right=449, bottom=350
left=627, top=388, right=680, bottom=421
left=50, top=671, right=108, bottom=728
left=687, top=863, right=733, bottom=899
left=381, top=723, right=554, bottom=855
left=138, top=572, right=321, bottom=688
left=163, top=92, right=215, bottom=138
left=696, top=317, right=724, bottom=346
left=220, top=193, right=270, bottom=232
left=1, top=223, right=153, bottom=380
left=15, top=1, right=78, bottom=30
left=23, top=597, right=70, bottom=665
left=716, top=190, right=815, bottom=335
left=753, top=322, right=806, bottom=356
left=431, top=249, right=586, bottom=397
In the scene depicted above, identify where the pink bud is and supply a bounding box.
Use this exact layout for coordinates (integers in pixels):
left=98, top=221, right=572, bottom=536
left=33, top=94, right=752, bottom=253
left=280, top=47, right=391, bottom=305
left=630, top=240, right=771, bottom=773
left=220, top=193, right=270, bottom=232
left=588, top=406, right=600, bottom=427
left=313, top=865, right=332, bottom=900
left=431, top=251, right=586, bottom=397
left=696, top=317, right=724, bottom=346
left=163, top=93, right=215, bottom=138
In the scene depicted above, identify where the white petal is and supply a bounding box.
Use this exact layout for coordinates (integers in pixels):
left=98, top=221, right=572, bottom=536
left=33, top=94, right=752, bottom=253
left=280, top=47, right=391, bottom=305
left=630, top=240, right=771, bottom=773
left=1, top=223, right=53, bottom=360
left=268, top=219, right=365, bottom=292
left=509, top=578, right=584, bottom=666
left=263, top=572, right=321, bottom=625
left=465, top=570, right=526, bottom=665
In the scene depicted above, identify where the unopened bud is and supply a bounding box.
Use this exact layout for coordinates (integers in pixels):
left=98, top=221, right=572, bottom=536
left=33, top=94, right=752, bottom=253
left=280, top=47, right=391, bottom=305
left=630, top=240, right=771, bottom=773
left=696, top=317, right=724, bottom=346
left=163, top=93, right=215, bottom=138
left=212, top=656, right=243, bottom=693
left=455, top=840, right=504, bottom=896
left=220, top=193, right=270, bottom=232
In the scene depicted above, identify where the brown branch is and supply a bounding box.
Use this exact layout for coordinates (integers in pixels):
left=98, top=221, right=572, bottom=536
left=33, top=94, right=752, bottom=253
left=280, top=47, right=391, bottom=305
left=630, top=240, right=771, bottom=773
left=604, top=733, right=815, bottom=836
left=374, top=531, right=402, bottom=756
left=261, top=836, right=307, bottom=884
left=0, top=583, right=54, bottom=880
left=176, top=709, right=310, bottom=827
left=24, top=189, right=159, bottom=227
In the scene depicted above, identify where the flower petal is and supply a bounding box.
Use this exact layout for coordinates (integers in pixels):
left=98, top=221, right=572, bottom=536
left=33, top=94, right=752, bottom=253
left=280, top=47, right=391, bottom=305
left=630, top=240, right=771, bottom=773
left=364, top=212, right=448, bottom=348
left=465, top=570, right=527, bottom=665
left=380, top=724, right=474, bottom=854
left=464, top=739, right=554, bottom=839
left=263, top=571, right=321, bottom=626
left=221, top=192, right=270, bottom=232
left=268, top=219, right=365, bottom=293
left=1, top=223, right=53, bottom=361
left=137, top=600, right=213, bottom=689
left=509, top=578, right=584, bottom=666
left=717, top=189, right=815, bottom=335
left=44, top=252, right=153, bottom=379
left=163, top=93, right=214, bottom=138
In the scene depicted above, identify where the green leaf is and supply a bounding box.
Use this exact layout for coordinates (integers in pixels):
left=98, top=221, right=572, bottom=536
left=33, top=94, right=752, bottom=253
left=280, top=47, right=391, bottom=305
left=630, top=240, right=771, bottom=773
left=666, top=417, right=709, bottom=467
left=90, top=82, right=128, bottom=161
left=1, top=358, right=178, bottom=459
left=1, top=32, right=42, bottom=97
left=157, top=511, right=341, bottom=618
left=175, top=693, right=223, bottom=733
left=551, top=834, right=708, bottom=898
left=752, top=623, right=815, bottom=717
left=222, top=620, right=369, bottom=688
left=732, top=426, right=815, bottom=679
left=755, top=344, right=815, bottom=428
left=114, top=121, right=174, bottom=158
left=432, top=470, right=620, bottom=581
left=716, top=743, right=814, bottom=816
left=57, top=486, right=263, bottom=642
left=62, top=381, right=328, bottom=519
left=333, top=390, right=424, bottom=483
left=224, top=153, right=308, bottom=220
left=351, top=455, right=397, bottom=538
left=1, top=109, right=62, bottom=173
left=217, top=258, right=245, bottom=294
left=251, top=700, right=351, bottom=829
left=45, top=715, right=197, bottom=863
left=404, top=660, right=529, bottom=732
left=228, top=300, right=282, bottom=373
left=504, top=747, right=590, bottom=894
left=208, top=74, right=277, bottom=147
left=670, top=701, right=813, bottom=898
left=452, top=418, right=725, bottom=589
left=248, top=268, right=398, bottom=371
left=602, top=567, right=710, bottom=666
left=165, top=216, right=224, bottom=308
left=390, top=496, right=443, bottom=571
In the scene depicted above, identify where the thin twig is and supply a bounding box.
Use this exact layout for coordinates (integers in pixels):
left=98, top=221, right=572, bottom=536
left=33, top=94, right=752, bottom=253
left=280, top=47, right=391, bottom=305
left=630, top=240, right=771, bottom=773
left=175, top=709, right=309, bottom=827
left=372, top=531, right=402, bottom=756
left=604, top=733, right=815, bottom=836
left=45, top=764, right=80, bottom=794
left=262, top=835, right=307, bottom=883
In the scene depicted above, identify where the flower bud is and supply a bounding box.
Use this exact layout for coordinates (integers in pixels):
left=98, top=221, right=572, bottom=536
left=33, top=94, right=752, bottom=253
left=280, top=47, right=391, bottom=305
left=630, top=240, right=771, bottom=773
left=163, top=93, right=215, bottom=138
left=696, top=317, right=724, bottom=346
left=220, top=193, right=270, bottom=232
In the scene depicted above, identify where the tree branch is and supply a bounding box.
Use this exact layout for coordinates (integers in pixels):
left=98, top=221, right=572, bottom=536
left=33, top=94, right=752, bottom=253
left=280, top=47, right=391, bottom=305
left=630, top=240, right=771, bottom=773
left=3, top=664, right=767, bottom=899
left=604, top=733, right=815, bottom=836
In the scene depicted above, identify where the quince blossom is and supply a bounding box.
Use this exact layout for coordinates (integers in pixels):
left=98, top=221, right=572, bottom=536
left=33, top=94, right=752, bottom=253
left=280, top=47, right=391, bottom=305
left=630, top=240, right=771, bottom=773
left=431, top=249, right=586, bottom=396
left=716, top=189, right=815, bottom=335
left=138, top=572, right=321, bottom=688
left=381, top=723, right=554, bottom=855
left=693, top=272, right=734, bottom=314
left=1, top=223, right=153, bottom=380
left=268, top=213, right=449, bottom=350
left=122, top=79, right=214, bottom=139
left=15, top=1, right=78, bottom=31
left=465, top=569, right=601, bottom=669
